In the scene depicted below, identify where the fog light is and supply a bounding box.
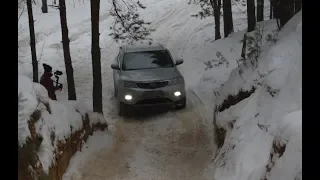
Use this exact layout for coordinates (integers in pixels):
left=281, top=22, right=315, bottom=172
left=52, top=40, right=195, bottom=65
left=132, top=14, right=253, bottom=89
left=124, top=95, right=132, bottom=101
left=174, top=91, right=181, bottom=97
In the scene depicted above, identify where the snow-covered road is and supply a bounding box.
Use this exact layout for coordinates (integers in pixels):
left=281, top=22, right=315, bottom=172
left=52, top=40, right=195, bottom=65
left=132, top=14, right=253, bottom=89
left=18, top=0, right=249, bottom=179
left=76, top=92, right=214, bottom=180
left=71, top=1, right=217, bottom=178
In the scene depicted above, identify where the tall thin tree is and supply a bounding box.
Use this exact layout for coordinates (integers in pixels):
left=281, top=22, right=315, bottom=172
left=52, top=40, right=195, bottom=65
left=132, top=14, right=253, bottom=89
left=42, top=0, right=48, bottom=13
left=189, top=0, right=222, bottom=40
left=211, top=0, right=221, bottom=40
left=27, top=0, right=38, bottom=82
left=269, top=0, right=273, bottom=19
left=257, top=0, right=264, bottom=22
left=222, top=0, right=234, bottom=37
left=247, top=0, right=256, bottom=32
left=58, top=0, right=77, bottom=100
left=279, top=0, right=293, bottom=27
left=90, top=0, right=103, bottom=113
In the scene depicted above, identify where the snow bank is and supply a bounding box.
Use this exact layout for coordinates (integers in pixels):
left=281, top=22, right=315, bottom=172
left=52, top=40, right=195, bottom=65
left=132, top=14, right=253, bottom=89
left=18, top=76, right=38, bottom=147
left=188, top=19, right=278, bottom=132
left=18, top=75, right=109, bottom=175
left=211, top=11, right=302, bottom=180
left=62, top=130, right=114, bottom=180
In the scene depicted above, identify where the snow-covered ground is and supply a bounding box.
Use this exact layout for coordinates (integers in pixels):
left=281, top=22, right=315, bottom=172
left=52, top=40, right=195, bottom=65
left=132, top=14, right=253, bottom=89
left=17, top=0, right=302, bottom=180
left=18, top=75, right=110, bottom=174
left=211, top=12, right=302, bottom=180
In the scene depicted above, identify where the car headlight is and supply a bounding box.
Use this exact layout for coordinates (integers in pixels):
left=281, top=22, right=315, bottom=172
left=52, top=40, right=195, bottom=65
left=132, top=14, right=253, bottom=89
left=168, top=77, right=181, bottom=86
left=124, top=94, right=133, bottom=101
left=123, top=81, right=137, bottom=88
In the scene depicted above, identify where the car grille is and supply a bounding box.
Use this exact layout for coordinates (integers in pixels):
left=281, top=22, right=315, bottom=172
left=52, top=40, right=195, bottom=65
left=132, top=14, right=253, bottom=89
left=136, top=81, right=169, bottom=89
left=135, top=98, right=173, bottom=105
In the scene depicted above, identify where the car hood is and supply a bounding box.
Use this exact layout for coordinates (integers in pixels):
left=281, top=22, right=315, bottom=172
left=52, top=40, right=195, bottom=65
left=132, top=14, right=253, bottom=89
left=120, top=68, right=181, bottom=82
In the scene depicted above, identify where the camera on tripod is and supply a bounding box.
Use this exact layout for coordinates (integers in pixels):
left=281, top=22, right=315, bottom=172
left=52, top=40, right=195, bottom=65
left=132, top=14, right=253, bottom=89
left=54, top=70, right=63, bottom=77
left=53, top=70, right=63, bottom=90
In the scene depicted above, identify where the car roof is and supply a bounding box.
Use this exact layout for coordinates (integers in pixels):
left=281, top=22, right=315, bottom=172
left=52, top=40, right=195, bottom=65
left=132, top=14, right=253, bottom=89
left=120, top=43, right=166, bottom=53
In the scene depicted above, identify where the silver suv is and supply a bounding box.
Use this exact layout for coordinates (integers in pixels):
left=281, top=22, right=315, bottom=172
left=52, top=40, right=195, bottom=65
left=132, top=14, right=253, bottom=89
left=111, top=43, right=186, bottom=116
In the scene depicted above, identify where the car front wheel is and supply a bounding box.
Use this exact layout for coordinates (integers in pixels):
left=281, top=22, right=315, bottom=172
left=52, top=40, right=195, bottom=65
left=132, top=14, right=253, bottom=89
left=118, top=101, right=126, bottom=116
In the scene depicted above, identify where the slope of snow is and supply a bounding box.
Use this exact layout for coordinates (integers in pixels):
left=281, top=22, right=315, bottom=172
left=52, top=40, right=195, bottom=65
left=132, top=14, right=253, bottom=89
left=211, top=11, right=302, bottom=180
left=18, top=0, right=282, bottom=179
left=18, top=75, right=110, bottom=173
left=62, top=130, right=114, bottom=180
left=18, top=75, right=38, bottom=147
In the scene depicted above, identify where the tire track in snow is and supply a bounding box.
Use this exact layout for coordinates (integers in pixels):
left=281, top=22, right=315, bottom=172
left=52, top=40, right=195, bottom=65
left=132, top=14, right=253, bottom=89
left=58, top=0, right=216, bottom=179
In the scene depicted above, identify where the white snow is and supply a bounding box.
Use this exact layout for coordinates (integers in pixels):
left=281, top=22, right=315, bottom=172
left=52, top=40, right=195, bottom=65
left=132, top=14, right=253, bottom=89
left=211, top=11, right=302, bottom=180
left=18, top=75, right=39, bottom=147
left=36, top=100, right=106, bottom=173
left=62, top=130, right=114, bottom=180
left=18, top=0, right=300, bottom=179
left=18, top=75, right=109, bottom=174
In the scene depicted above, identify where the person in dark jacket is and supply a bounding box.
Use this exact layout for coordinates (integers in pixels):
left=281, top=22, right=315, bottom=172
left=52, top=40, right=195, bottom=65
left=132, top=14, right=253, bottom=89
left=40, top=63, right=61, bottom=100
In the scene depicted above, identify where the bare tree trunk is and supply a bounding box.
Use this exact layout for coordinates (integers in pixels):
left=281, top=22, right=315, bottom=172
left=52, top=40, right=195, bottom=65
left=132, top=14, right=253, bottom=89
left=42, top=0, right=48, bottom=13
left=289, top=0, right=295, bottom=17
left=222, top=0, right=234, bottom=37
left=210, top=0, right=221, bottom=40
left=90, top=0, right=103, bottom=113
left=295, top=0, right=302, bottom=13
left=269, top=0, right=273, bottom=19
left=247, top=0, right=256, bottom=32
left=279, top=0, right=293, bottom=27
left=27, top=0, right=38, bottom=83
left=257, top=0, right=264, bottom=22
left=272, top=0, right=281, bottom=29
left=241, top=33, right=247, bottom=59
left=59, top=0, right=77, bottom=100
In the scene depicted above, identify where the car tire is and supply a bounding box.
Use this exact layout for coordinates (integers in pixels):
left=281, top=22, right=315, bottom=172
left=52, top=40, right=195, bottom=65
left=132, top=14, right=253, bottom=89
left=175, top=97, right=186, bottom=110
left=118, top=101, right=129, bottom=117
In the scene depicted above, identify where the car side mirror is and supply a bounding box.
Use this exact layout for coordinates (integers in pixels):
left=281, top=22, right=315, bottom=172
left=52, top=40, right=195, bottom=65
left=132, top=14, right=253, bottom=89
left=111, top=64, right=120, bottom=70
left=175, top=59, right=184, bottom=66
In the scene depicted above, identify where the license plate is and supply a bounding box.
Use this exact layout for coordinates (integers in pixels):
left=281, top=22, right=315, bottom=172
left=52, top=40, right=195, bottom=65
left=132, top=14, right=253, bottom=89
left=143, top=91, right=164, bottom=98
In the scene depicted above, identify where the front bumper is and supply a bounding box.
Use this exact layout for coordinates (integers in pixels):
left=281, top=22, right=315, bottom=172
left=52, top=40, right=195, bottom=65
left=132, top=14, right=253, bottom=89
left=118, top=83, right=186, bottom=106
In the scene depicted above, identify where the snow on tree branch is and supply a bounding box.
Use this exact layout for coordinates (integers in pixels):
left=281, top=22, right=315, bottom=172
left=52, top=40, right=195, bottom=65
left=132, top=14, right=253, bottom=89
left=109, top=0, right=155, bottom=44
left=190, top=0, right=214, bottom=19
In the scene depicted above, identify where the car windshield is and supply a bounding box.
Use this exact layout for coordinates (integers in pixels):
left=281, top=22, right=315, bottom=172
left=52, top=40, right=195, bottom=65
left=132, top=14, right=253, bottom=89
left=122, top=50, right=174, bottom=71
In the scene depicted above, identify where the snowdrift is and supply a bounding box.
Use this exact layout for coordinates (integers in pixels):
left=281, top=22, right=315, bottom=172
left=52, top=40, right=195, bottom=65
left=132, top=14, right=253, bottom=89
left=211, top=12, right=302, bottom=180
left=18, top=76, right=109, bottom=180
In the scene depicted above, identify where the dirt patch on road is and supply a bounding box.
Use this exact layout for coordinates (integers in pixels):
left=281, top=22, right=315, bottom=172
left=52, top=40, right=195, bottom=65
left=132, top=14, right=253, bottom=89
left=78, top=119, right=145, bottom=180
left=77, top=102, right=213, bottom=180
